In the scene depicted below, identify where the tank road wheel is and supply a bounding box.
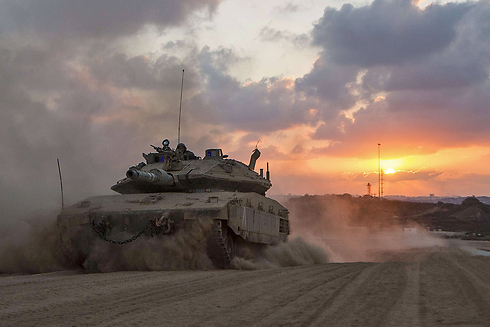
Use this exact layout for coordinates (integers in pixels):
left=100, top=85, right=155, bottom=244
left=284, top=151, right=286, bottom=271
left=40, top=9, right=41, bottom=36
left=225, top=229, right=237, bottom=261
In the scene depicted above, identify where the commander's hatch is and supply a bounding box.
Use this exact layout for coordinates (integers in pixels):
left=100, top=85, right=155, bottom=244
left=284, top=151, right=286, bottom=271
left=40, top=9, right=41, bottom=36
left=204, top=149, right=228, bottom=159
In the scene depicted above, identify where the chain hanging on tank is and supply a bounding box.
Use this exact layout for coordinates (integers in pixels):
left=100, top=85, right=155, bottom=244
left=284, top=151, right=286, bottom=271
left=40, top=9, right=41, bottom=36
left=90, top=219, right=154, bottom=245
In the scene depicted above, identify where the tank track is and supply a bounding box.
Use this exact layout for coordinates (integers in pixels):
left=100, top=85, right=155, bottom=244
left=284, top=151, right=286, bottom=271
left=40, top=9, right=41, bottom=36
left=207, top=222, right=231, bottom=268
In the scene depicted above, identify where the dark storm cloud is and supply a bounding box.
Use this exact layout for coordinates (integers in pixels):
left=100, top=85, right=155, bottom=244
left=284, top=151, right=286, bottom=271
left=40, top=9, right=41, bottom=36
left=87, top=52, right=201, bottom=91
left=385, top=3, right=490, bottom=91
left=302, top=0, right=490, bottom=159
left=312, top=0, right=473, bottom=66
left=0, top=0, right=222, bottom=39
left=295, top=56, right=359, bottom=113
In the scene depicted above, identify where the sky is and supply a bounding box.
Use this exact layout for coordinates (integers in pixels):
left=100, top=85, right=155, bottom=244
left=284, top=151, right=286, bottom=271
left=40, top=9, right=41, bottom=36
left=0, top=0, right=489, bottom=219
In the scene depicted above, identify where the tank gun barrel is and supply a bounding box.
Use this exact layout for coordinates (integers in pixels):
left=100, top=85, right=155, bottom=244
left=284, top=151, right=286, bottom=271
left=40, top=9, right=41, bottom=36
left=126, top=168, right=174, bottom=186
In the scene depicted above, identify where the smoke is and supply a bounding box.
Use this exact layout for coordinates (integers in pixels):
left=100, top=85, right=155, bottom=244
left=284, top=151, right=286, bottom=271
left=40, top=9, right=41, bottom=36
left=286, top=195, right=447, bottom=263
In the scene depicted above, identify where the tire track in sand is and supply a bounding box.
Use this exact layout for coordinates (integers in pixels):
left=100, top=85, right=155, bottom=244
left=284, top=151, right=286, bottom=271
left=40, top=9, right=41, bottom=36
left=419, top=250, right=490, bottom=326
left=303, top=262, right=407, bottom=327
left=101, top=264, right=353, bottom=327
left=381, top=250, right=434, bottom=327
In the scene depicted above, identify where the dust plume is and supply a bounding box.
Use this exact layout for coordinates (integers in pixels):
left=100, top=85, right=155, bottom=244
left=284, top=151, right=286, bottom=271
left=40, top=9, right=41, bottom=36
left=231, top=237, right=328, bottom=270
left=80, top=220, right=215, bottom=272
left=0, top=211, right=68, bottom=274
left=73, top=220, right=328, bottom=272
left=0, top=213, right=216, bottom=273
left=2, top=193, right=448, bottom=273
left=285, top=194, right=447, bottom=263
left=0, top=209, right=328, bottom=273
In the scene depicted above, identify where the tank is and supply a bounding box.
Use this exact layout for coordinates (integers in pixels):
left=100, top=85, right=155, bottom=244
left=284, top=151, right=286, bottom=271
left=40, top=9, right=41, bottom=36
left=57, top=139, right=290, bottom=268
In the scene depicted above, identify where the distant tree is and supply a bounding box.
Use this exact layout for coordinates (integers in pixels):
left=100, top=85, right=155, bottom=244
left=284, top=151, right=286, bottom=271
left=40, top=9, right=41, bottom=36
left=339, top=193, right=353, bottom=200
left=462, top=197, right=482, bottom=207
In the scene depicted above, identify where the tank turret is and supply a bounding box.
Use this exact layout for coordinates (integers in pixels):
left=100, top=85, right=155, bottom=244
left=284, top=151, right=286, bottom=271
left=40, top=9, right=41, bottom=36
left=111, top=141, right=271, bottom=195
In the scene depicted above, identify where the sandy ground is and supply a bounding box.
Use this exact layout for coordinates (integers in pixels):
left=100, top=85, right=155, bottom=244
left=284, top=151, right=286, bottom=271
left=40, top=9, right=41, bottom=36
left=2, top=242, right=490, bottom=327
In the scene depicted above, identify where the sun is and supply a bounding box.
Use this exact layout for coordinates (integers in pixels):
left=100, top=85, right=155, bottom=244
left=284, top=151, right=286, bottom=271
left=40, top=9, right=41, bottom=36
left=385, top=168, right=396, bottom=174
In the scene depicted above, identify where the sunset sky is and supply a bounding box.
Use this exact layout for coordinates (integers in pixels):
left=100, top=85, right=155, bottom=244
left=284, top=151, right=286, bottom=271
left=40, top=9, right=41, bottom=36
left=1, top=0, right=490, bottom=218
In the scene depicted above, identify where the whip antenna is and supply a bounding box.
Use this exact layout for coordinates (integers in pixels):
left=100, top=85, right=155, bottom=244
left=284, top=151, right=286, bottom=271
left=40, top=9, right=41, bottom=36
left=57, top=158, right=64, bottom=210
left=178, top=69, right=185, bottom=144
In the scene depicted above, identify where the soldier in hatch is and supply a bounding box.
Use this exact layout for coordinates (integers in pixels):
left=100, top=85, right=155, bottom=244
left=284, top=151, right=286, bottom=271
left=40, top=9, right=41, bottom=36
left=151, top=139, right=172, bottom=153
left=176, top=143, right=197, bottom=160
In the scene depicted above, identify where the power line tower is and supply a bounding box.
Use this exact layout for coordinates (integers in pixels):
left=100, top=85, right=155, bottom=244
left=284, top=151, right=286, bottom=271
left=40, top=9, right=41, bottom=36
left=378, top=143, right=381, bottom=198
left=380, top=169, right=384, bottom=198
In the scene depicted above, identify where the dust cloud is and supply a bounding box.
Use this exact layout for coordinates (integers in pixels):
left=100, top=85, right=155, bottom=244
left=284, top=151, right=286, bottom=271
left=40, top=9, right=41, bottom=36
left=231, top=237, right=328, bottom=270
left=0, top=194, right=450, bottom=274
left=0, top=210, right=67, bottom=274
left=0, top=212, right=327, bottom=273
left=81, top=220, right=215, bottom=272
left=285, top=195, right=447, bottom=263
left=0, top=213, right=215, bottom=273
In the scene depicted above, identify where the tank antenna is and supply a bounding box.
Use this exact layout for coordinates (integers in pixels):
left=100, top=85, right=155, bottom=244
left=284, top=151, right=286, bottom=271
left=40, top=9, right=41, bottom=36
left=178, top=69, right=185, bottom=144
left=57, top=158, right=64, bottom=210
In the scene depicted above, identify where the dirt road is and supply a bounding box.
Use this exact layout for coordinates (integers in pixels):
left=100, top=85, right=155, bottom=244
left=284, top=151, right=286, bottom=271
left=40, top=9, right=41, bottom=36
left=2, top=244, right=490, bottom=326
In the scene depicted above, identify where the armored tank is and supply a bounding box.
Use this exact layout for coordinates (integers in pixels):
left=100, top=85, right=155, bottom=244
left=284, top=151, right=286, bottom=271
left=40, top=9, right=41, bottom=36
left=57, top=140, right=290, bottom=268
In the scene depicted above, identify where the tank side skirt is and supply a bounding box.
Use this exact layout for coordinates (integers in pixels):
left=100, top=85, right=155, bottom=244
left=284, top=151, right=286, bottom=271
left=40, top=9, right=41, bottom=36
left=228, top=204, right=285, bottom=245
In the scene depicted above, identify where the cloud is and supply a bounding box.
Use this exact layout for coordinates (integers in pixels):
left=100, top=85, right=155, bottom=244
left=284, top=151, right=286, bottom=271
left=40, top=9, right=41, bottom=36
left=366, top=168, right=442, bottom=182
left=188, top=47, right=318, bottom=132
left=304, top=0, right=490, bottom=159
left=312, top=0, right=473, bottom=66
left=259, top=26, right=310, bottom=48
left=0, top=0, right=222, bottom=39
left=294, top=56, right=360, bottom=114
left=274, top=3, right=302, bottom=14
